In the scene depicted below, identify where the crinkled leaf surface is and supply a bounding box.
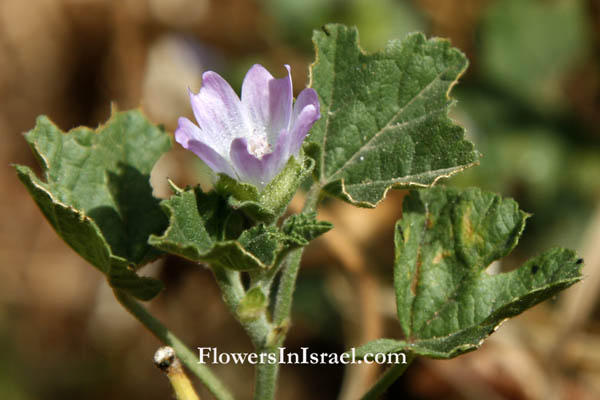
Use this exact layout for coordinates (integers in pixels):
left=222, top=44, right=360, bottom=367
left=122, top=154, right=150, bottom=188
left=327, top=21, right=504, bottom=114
left=14, top=110, right=171, bottom=300
left=149, top=188, right=310, bottom=271
left=355, top=187, right=582, bottom=359
left=307, top=24, right=478, bottom=207
left=281, top=212, right=333, bottom=246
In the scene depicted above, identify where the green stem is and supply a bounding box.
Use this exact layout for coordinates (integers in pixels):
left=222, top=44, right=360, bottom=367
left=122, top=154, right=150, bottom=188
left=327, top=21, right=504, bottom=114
left=251, top=249, right=302, bottom=400
left=211, top=265, right=245, bottom=307
left=273, top=184, right=321, bottom=326
left=360, top=353, right=415, bottom=400
left=272, top=249, right=303, bottom=327
left=252, top=346, right=279, bottom=400
left=253, top=184, right=323, bottom=400
left=211, top=265, right=272, bottom=348
left=113, top=290, right=235, bottom=400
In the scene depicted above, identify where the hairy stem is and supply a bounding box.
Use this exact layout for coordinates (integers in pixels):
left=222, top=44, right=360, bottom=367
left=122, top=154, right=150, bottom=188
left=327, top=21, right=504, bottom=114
left=273, top=184, right=322, bottom=326
left=211, top=266, right=245, bottom=307
left=272, top=248, right=303, bottom=327
left=360, top=353, right=415, bottom=400
left=211, top=266, right=272, bottom=348
left=114, top=290, right=235, bottom=400
left=252, top=346, right=279, bottom=400
left=253, top=184, right=322, bottom=400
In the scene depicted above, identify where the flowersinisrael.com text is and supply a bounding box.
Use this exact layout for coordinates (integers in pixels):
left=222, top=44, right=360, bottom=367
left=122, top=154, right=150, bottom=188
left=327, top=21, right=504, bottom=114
left=197, top=347, right=407, bottom=365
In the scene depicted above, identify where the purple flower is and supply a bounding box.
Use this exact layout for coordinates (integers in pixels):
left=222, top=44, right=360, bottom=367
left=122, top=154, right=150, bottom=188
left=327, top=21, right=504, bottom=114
left=175, top=64, right=320, bottom=190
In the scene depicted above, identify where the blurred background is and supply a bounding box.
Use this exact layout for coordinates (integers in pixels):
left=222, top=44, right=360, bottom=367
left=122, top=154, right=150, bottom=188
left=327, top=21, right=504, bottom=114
left=2, top=0, right=600, bottom=399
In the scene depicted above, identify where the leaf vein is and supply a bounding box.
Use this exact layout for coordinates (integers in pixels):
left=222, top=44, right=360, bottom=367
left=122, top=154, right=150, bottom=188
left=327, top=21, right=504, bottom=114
left=326, top=67, right=450, bottom=181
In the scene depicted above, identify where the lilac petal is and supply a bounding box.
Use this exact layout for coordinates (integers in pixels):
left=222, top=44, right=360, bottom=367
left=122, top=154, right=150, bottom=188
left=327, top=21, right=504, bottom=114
left=289, top=88, right=321, bottom=155
left=230, top=137, right=268, bottom=188
left=292, top=88, right=320, bottom=122
left=174, top=117, right=198, bottom=148
left=289, top=105, right=318, bottom=155
left=186, top=139, right=237, bottom=179
left=174, top=117, right=222, bottom=153
left=267, top=65, right=293, bottom=141
left=190, top=71, right=248, bottom=151
left=229, top=135, right=290, bottom=189
left=267, top=128, right=294, bottom=174
left=241, top=64, right=293, bottom=145
left=241, top=64, right=272, bottom=129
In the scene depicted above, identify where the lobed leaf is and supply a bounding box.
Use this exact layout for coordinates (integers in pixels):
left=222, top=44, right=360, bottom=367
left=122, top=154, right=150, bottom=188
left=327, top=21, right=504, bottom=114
left=149, top=187, right=319, bottom=271
left=307, top=24, right=479, bottom=207
left=14, top=110, right=172, bottom=300
left=281, top=212, right=333, bottom=246
left=355, top=187, right=582, bottom=359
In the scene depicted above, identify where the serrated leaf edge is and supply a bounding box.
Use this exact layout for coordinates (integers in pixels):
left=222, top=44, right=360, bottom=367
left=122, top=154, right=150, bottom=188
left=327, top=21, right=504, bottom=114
left=307, top=24, right=479, bottom=207
left=331, top=160, right=480, bottom=208
left=352, top=319, right=507, bottom=360
left=148, top=193, right=269, bottom=270
left=15, top=164, right=163, bottom=298
left=15, top=165, right=112, bottom=267
left=353, top=260, right=582, bottom=359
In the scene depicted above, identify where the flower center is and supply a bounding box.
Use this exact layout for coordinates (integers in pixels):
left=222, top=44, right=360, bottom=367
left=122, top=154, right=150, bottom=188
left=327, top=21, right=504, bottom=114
left=247, top=135, right=271, bottom=159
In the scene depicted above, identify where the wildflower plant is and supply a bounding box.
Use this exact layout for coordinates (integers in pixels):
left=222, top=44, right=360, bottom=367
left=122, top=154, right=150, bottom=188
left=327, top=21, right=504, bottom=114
left=175, top=64, right=320, bottom=190
left=14, top=24, right=583, bottom=400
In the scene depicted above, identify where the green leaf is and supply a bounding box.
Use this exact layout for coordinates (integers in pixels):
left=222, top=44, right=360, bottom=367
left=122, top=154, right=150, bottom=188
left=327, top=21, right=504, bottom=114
left=281, top=212, right=333, bottom=246
left=353, top=339, right=406, bottom=360
left=14, top=110, right=171, bottom=300
left=237, top=287, right=268, bottom=322
left=149, top=188, right=299, bottom=271
left=307, top=24, right=478, bottom=207
left=238, top=225, right=288, bottom=267
left=356, top=187, right=582, bottom=359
